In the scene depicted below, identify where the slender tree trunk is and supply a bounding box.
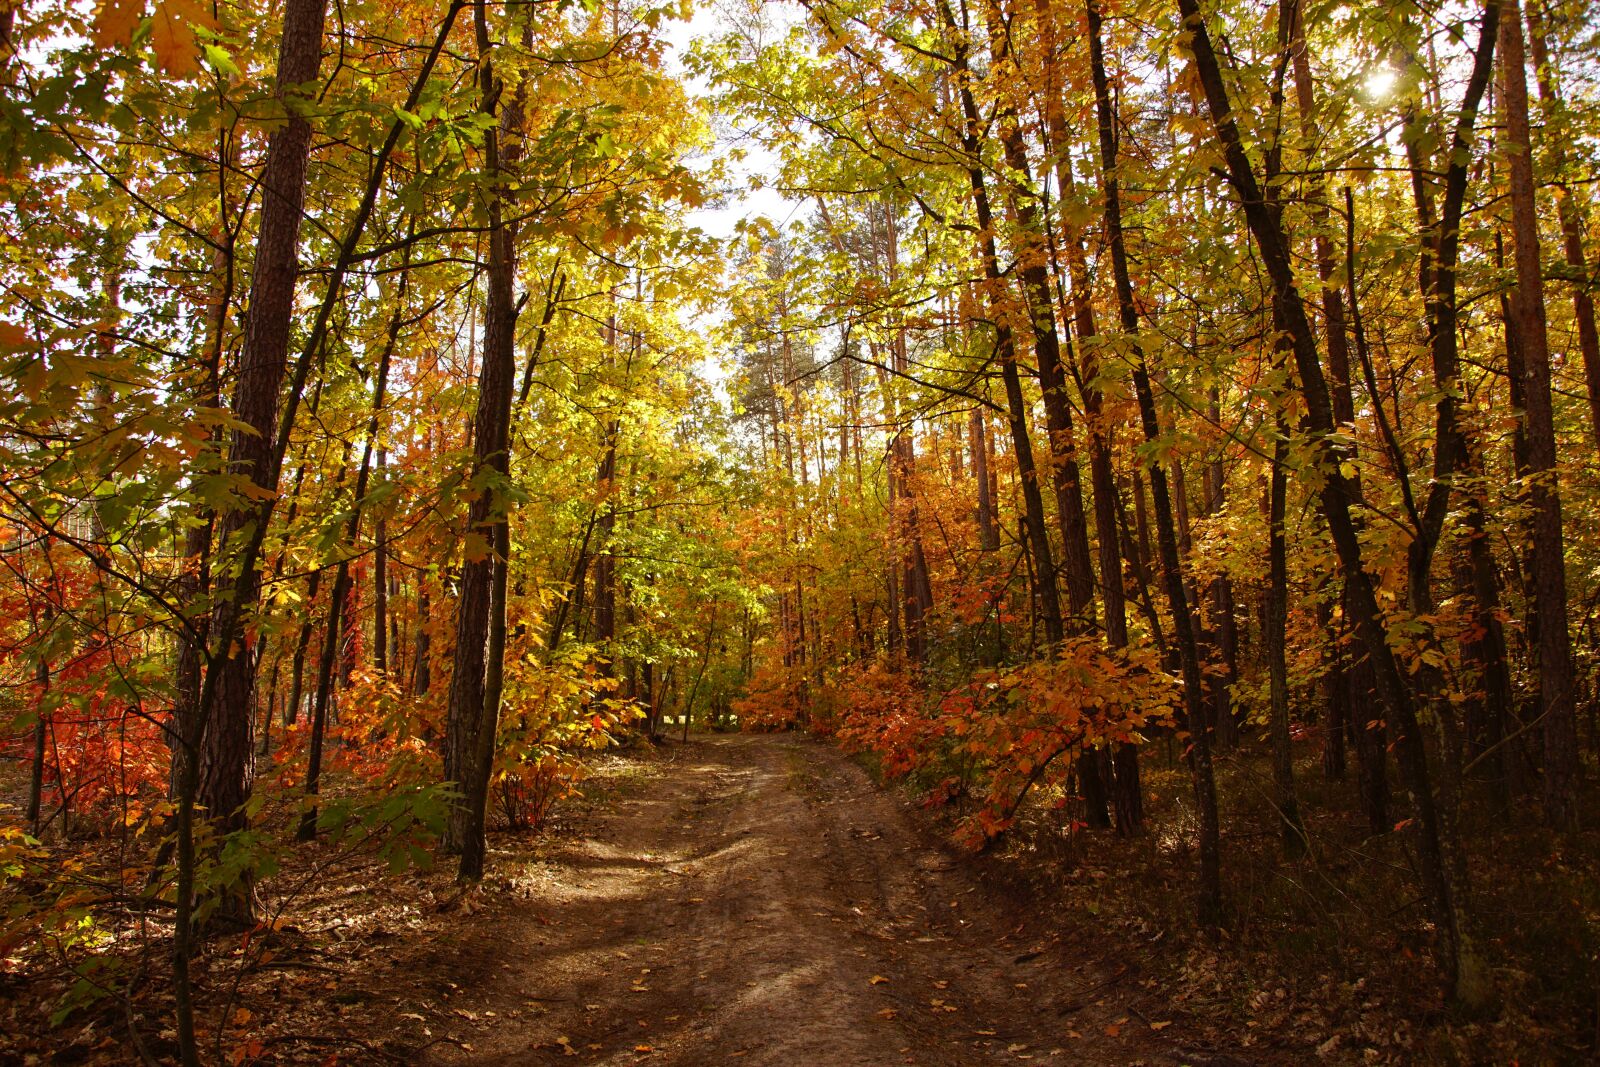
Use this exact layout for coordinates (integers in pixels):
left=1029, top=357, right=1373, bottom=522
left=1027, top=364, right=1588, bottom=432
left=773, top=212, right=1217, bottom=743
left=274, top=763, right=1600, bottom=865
left=374, top=452, right=389, bottom=674
left=1089, top=0, right=1219, bottom=919
left=1266, top=416, right=1306, bottom=857
left=27, top=655, right=48, bottom=835
left=299, top=302, right=401, bottom=839
left=413, top=584, right=432, bottom=698
left=1180, top=0, right=1475, bottom=997
left=936, top=0, right=1064, bottom=648
left=1340, top=190, right=1393, bottom=832
left=971, top=407, right=1000, bottom=555
left=1500, top=0, right=1579, bottom=831
left=1033, top=52, right=1143, bottom=828
left=444, top=0, right=522, bottom=878
left=982, top=0, right=1096, bottom=632
left=1526, top=11, right=1600, bottom=449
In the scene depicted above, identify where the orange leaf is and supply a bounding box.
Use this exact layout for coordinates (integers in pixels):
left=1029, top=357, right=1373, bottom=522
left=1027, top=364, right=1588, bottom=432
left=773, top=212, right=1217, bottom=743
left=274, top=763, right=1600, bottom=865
left=92, top=0, right=144, bottom=48
left=150, top=0, right=215, bottom=76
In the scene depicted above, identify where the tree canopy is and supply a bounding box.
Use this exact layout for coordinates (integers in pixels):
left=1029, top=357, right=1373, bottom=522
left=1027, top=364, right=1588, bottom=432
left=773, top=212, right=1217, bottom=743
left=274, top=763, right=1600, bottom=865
left=3, top=0, right=1600, bottom=1058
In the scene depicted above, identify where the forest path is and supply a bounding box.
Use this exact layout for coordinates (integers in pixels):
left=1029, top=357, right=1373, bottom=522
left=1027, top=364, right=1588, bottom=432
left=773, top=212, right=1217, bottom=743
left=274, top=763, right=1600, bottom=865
left=399, top=733, right=1198, bottom=1066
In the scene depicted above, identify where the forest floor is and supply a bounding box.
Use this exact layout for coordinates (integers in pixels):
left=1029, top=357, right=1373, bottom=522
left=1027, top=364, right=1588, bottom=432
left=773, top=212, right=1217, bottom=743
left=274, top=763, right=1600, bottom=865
left=15, top=731, right=1565, bottom=1064
left=330, top=731, right=1221, bottom=1066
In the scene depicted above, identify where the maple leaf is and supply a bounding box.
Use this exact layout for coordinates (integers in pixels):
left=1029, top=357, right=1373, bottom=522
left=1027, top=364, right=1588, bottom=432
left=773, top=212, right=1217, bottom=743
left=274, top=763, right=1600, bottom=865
left=150, top=0, right=216, bottom=77
left=0, top=321, right=30, bottom=353
left=91, top=0, right=144, bottom=48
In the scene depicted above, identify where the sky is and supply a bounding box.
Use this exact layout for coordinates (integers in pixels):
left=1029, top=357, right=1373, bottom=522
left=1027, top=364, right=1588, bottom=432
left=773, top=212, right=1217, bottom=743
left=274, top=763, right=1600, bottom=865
left=662, top=0, right=804, bottom=241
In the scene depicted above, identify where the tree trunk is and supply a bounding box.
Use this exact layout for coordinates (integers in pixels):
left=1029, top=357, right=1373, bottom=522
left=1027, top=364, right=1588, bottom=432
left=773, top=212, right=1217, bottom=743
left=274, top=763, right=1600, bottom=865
left=27, top=654, right=48, bottom=835
left=1179, top=0, right=1474, bottom=997
left=196, top=0, right=331, bottom=933
left=1089, top=0, right=1219, bottom=920
left=1526, top=10, right=1600, bottom=449
left=299, top=301, right=400, bottom=839
left=1266, top=418, right=1305, bottom=857
left=374, top=452, right=389, bottom=674
left=937, top=0, right=1064, bottom=649
left=1500, top=0, right=1579, bottom=831
left=982, top=0, right=1096, bottom=632
left=444, top=0, right=522, bottom=879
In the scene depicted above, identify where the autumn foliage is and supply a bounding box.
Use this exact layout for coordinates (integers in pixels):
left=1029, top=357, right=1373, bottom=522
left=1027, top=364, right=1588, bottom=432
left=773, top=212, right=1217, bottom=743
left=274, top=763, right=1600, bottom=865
left=2, top=0, right=1600, bottom=1058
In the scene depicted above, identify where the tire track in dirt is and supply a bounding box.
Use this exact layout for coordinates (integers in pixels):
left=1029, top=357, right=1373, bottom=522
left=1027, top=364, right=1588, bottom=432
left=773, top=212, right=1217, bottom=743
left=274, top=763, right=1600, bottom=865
left=379, top=733, right=1199, bottom=1065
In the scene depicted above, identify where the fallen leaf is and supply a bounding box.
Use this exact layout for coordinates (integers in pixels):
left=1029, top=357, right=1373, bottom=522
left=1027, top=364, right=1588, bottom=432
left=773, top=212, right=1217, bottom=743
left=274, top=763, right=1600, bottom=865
left=870, top=975, right=889, bottom=985
left=1149, top=1020, right=1172, bottom=1031
left=877, top=1008, right=898, bottom=1020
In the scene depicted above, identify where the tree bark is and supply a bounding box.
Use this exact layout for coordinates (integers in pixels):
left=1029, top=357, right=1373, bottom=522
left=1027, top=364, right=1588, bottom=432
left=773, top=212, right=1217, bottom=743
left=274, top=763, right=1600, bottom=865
left=1526, top=10, right=1600, bottom=450
left=196, top=0, right=331, bottom=933
left=937, top=0, right=1065, bottom=649
left=1499, top=0, right=1578, bottom=831
left=1179, top=0, right=1474, bottom=997
left=444, top=0, right=523, bottom=879
left=1089, top=0, right=1219, bottom=919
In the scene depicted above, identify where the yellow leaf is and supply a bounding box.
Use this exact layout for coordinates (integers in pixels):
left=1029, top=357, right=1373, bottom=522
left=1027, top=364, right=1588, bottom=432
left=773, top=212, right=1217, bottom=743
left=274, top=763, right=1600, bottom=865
left=1149, top=1019, right=1172, bottom=1030
left=869, top=975, right=888, bottom=985
left=92, top=0, right=144, bottom=48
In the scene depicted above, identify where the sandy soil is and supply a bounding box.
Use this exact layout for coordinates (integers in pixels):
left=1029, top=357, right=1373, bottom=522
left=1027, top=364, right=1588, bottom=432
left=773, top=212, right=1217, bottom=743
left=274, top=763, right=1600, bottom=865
left=351, top=732, right=1215, bottom=1066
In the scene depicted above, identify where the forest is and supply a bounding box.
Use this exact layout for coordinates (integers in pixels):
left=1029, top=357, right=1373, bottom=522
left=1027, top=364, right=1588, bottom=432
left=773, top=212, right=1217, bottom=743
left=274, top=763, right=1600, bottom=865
left=1, top=0, right=1598, bottom=1061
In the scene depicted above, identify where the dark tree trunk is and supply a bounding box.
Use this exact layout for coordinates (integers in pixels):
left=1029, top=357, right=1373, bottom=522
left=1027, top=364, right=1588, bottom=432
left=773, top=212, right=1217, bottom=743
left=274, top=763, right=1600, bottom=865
left=27, top=655, right=48, bottom=835
left=1266, top=419, right=1306, bottom=857
left=937, top=0, right=1064, bottom=648
left=1526, top=12, right=1600, bottom=449
left=982, top=0, right=1096, bottom=632
left=444, top=0, right=522, bottom=879
left=413, top=583, right=432, bottom=698
left=299, top=302, right=400, bottom=839
left=1036, top=70, right=1143, bottom=829
left=971, top=407, right=1000, bottom=555
left=1339, top=192, right=1393, bottom=832
left=1089, top=0, right=1219, bottom=921
left=1179, top=0, right=1474, bottom=997
left=1500, top=0, right=1579, bottom=832
left=374, top=452, right=389, bottom=674
left=196, top=0, right=331, bottom=932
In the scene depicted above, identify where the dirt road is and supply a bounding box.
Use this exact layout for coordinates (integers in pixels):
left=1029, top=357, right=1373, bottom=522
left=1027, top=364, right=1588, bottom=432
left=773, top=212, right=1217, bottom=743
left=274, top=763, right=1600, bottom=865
left=387, top=733, right=1201, bottom=1065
